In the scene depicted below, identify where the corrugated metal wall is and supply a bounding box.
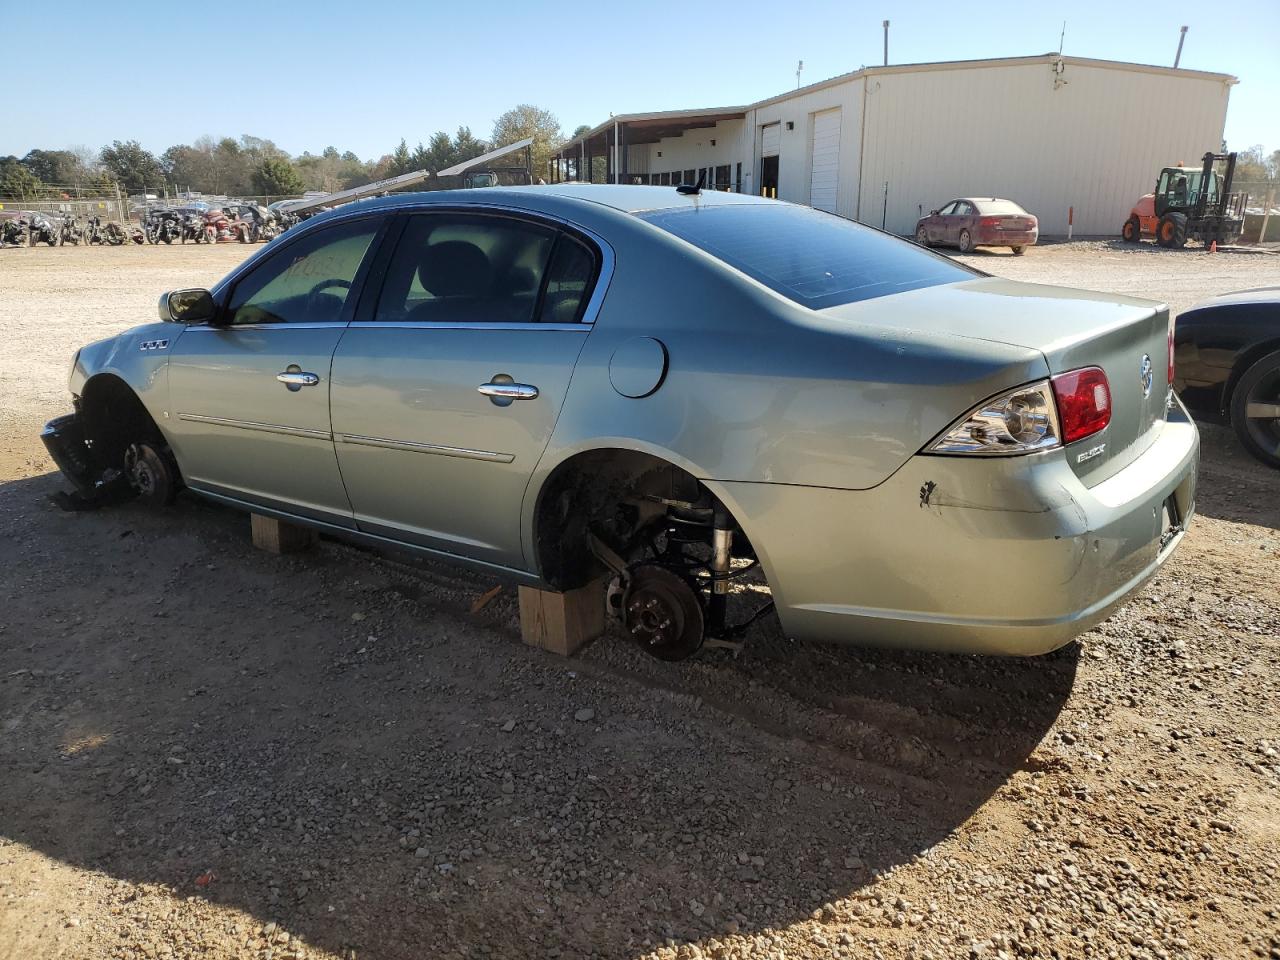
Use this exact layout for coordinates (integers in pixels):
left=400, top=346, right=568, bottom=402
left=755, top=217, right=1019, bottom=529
left=856, top=60, right=1232, bottom=235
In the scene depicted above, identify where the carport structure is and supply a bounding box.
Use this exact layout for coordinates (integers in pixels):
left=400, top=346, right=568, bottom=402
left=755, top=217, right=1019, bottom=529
left=549, top=106, right=746, bottom=187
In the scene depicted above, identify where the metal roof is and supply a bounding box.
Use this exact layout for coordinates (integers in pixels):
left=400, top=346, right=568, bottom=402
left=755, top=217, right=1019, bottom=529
left=553, top=54, right=1238, bottom=156
left=436, top=137, right=534, bottom=177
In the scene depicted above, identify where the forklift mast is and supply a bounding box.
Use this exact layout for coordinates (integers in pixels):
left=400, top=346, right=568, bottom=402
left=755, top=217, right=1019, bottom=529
left=1194, top=152, right=1237, bottom=220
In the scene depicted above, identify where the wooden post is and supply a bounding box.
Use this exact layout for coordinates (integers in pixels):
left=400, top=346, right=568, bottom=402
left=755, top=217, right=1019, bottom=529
left=518, top=579, right=607, bottom=657
left=250, top=513, right=317, bottom=555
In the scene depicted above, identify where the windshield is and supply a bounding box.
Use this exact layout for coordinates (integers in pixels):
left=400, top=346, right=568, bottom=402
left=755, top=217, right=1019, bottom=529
left=638, top=203, right=976, bottom=309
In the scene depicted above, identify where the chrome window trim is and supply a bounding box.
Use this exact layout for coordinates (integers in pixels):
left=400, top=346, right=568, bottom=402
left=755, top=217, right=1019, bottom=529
left=183, top=321, right=351, bottom=332
left=334, top=432, right=514, bottom=463
left=350, top=322, right=590, bottom=333
left=213, top=201, right=616, bottom=328
left=177, top=413, right=332, bottom=441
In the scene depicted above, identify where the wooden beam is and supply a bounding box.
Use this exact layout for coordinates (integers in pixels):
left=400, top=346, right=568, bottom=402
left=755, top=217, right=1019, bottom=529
left=518, top=579, right=607, bottom=657
left=250, top=513, right=317, bottom=555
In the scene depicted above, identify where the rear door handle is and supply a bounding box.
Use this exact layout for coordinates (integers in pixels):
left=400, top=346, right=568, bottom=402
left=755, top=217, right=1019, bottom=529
left=478, top=381, right=539, bottom=401
left=277, top=371, right=320, bottom=387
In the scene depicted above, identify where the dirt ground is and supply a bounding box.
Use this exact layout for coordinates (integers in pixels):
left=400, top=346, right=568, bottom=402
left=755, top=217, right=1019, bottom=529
left=1, top=239, right=1278, bottom=960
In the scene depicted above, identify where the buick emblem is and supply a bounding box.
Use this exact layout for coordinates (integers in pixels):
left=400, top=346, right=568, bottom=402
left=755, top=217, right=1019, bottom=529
left=1140, top=355, right=1153, bottom=398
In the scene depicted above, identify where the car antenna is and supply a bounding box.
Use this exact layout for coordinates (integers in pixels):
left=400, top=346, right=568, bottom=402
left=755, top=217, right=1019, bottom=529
left=676, top=171, right=706, bottom=196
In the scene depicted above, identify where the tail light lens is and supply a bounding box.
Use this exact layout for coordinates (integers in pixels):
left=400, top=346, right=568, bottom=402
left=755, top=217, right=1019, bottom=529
left=979, top=216, right=1001, bottom=227
left=927, top=381, right=1061, bottom=455
left=1051, top=367, right=1111, bottom=444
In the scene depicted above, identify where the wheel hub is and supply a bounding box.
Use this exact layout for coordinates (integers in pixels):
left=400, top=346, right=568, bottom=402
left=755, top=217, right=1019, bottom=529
left=623, top=565, right=705, bottom=661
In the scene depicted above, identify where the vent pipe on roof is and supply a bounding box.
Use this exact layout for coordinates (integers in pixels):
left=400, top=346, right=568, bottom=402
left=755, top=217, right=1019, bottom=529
left=882, top=20, right=889, bottom=66
left=1174, top=25, right=1188, bottom=68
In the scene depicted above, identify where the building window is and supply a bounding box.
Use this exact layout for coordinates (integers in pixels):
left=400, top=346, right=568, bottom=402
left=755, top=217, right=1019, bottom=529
left=715, top=165, right=730, bottom=191
left=735, top=162, right=742, bottom=193
left=684, top=169, right=696, bottom=185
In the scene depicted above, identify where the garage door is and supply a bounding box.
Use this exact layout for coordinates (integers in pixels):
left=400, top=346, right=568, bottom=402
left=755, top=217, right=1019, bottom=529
left=809, top=109, right=841, bottom=213
left=761, top=123, right=780, bottom=158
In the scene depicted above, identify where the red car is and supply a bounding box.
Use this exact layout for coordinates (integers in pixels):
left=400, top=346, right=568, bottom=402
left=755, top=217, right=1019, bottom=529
left=915, top=197, right=1038, bottom=255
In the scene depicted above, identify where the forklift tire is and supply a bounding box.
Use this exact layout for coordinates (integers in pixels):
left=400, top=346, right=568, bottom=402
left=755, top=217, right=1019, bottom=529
left=1122, top=216, right=1141, bottom=243
left=1157, top=213, right=1187, bottom=249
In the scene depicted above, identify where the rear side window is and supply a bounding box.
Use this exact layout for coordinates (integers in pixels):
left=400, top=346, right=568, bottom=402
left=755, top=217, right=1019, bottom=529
left=639, top=203, right=975, bottom=309
left=537, top=236, right=598, bottom=324
left=371, top=213, right=600, bottom=325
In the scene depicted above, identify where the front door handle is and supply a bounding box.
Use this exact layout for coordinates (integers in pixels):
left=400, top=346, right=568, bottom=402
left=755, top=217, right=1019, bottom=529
left=478, top=381, right=539, bottom=401
left=277, top=370, right=320, bottom=387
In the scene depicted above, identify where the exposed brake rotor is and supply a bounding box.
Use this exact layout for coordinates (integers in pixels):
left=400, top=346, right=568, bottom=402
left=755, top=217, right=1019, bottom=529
left=624, top=564, right=705, bottom=661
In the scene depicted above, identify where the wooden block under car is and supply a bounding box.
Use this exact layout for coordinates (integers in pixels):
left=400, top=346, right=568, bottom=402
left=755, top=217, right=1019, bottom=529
left=518, top=579, right=607, bottom=656
left=250, top=513, right=318, bottom=554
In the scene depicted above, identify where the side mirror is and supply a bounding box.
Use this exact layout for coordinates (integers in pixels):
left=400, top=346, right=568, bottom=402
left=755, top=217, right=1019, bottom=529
left=160, top=288, right=217, bottom=324
left=929, top=209, right=940, bottom=216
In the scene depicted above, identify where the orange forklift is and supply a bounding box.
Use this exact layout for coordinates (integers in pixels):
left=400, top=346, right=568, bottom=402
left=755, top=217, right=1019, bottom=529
left=1122, top=152, right=1247, bottom=248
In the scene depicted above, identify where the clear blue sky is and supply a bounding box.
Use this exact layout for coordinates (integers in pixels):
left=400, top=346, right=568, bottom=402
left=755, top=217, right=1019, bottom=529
left=5, top=0, right=1275, bottom=161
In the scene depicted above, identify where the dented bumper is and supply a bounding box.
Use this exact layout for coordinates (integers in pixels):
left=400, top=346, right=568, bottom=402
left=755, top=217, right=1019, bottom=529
left=713, top=400, right=1199, bottom=656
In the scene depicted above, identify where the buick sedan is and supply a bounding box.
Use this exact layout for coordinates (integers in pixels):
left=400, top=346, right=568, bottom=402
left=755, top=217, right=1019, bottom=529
left=43, top=185, right=1197, bottom=660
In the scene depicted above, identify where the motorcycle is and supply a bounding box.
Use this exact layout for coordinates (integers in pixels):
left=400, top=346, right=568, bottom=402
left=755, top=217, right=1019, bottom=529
left=85, top=217, right=129, bottom=246
left=28, top=213, right=60, bottom=246
left=145, top=210, right=181, bottom=245
left=57, top=213, right=84, bottom=246
left=1, top=216, right=28, bottom=247
left=179, top=213, right=206, bottom=244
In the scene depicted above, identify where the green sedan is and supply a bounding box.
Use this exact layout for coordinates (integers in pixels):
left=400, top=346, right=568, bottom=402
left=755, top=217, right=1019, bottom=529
left=42, top=184, right=1198, bottom=660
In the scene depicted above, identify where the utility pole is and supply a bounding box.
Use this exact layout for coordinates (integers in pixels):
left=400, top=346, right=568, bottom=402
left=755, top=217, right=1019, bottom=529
left=883, top=20, right=889, bottom=66
left=796, top=60, right=803, bottom=89
left=1174, top=25, right=1188, bottom=68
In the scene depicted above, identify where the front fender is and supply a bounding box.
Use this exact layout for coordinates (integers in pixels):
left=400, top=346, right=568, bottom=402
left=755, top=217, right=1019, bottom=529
left=70, top=322, right=181, bottom=435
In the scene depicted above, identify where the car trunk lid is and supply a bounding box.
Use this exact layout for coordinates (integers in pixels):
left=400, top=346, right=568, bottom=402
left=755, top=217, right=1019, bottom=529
left=820, top=277, right=1170, bottom=485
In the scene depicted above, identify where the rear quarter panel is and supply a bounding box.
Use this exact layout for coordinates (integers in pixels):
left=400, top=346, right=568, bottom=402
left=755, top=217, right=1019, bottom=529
left=520, top=207, right=1048, bottom=561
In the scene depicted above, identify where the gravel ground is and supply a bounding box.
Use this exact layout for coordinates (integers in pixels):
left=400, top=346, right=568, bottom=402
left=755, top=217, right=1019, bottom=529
left=1, top=239, right=1278, bottom=960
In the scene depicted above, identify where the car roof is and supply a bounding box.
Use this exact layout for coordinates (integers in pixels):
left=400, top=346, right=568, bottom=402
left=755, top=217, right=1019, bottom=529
left=343, top=183, right=775, bottom=217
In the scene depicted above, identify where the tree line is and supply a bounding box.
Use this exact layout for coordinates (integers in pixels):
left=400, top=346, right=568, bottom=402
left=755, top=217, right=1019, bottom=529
left=0, top=104, right=570, bottom=200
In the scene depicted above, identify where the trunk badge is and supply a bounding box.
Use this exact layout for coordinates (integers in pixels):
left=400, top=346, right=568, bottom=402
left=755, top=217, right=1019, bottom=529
left=1077, top=443, right=1106, bottom=464
left=1139, top=355, right=1153, bottom=398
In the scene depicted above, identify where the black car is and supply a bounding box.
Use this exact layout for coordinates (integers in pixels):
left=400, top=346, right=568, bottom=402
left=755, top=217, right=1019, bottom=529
left=1175, top=286, right=1280, bottom=467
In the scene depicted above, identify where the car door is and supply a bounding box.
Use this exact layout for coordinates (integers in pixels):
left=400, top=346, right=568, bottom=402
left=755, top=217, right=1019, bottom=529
left=928, top=201, right=957, bottom=244
left=166, top=216, right=385, bottom=523
left=329, top=210, right=605, bottom=569
left=953, top=201, right=977, bottom=244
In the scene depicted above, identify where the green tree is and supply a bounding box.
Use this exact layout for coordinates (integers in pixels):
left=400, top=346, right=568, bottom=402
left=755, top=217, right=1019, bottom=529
left=0, top=156, right=43, bottom=198
left=572, top=124, right=591, bottom=138
left=251, top=156, right=305, bottom=196
left=99, top=140, right=163, bottom=194
left=452, top=126, right=487, bottom=163
left=389, top=139, right=412, bottom=176
left=20, top=149, right=85, bottom=188
left=491, top=105, right=562, bottom=180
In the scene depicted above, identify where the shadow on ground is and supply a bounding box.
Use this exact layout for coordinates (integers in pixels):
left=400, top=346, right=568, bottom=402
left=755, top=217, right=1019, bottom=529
left=0, top=468, right=1076, bottom=958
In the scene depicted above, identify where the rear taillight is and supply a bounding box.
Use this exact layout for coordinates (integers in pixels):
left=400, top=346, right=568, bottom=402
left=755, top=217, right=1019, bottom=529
left=1051, top=367, right=1111, bottom=444
left=1168, top=315, right=1176, bottom=388
left=979, top=216, right=1001, bottom=226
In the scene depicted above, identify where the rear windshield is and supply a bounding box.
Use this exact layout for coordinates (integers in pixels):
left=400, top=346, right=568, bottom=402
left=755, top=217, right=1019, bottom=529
left=973, top=199, right=1028, bottom=216
left=638, top=203, right=975, bottom=309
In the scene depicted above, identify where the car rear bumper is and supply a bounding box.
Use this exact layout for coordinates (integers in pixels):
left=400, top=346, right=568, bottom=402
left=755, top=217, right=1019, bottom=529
left=975, top=227, right=1038, bottom=247
left=713, top=397, right=1198, bottom=656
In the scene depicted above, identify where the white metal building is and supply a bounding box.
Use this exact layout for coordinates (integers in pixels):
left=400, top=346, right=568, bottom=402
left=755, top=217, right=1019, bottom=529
left=550, top=54, right=1236, bottom=236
